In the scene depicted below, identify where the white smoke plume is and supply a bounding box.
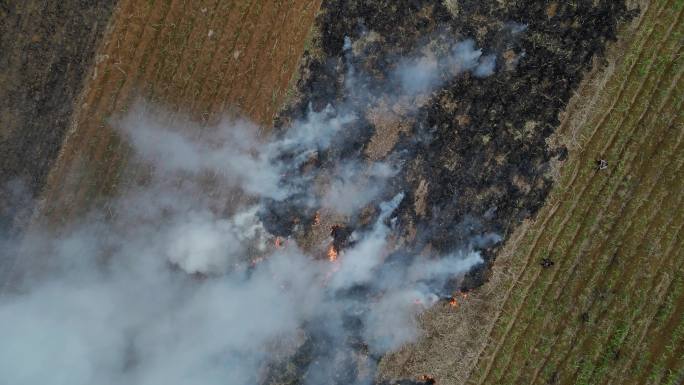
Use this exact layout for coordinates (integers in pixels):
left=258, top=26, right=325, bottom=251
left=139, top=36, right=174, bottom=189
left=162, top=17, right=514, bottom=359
left=394, top=39, right=497, bottom=94
left=322, top=162, right=397, bottom=216
left=328, top=193, right=405, bottom=291
left=0, top=34, right=502, bottom=385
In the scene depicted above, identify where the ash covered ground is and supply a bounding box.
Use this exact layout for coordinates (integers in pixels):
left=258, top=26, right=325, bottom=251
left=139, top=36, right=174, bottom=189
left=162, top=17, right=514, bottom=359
left=277, top=0, right=635, bottom=292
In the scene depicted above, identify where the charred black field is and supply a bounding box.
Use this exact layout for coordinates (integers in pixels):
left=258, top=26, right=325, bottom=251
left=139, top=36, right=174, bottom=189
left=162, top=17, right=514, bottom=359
left=273, top=0, right=635, bottom=295
left=258, top=1, right=638, bottom=384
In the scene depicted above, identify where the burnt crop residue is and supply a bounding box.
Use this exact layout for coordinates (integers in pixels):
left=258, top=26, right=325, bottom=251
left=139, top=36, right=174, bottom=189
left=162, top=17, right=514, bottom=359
left=279, top=0, right=635, bottom=290
left=266, top=0, right=636, bottom=383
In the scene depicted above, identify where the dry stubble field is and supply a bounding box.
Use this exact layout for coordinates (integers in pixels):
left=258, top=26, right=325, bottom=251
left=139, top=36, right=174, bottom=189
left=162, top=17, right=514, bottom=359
left=39, top=0, right=321, bottom=223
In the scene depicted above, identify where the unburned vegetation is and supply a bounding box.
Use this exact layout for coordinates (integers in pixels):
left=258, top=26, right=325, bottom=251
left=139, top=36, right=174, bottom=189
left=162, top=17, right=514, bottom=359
left=37, top=0, right=321, bottom=223
left=0, top=1, right=116, bottom=230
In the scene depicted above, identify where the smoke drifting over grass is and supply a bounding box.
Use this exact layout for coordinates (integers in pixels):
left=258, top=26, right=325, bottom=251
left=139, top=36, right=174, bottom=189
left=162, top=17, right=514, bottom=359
left=0, top=34, right=503, bottom=385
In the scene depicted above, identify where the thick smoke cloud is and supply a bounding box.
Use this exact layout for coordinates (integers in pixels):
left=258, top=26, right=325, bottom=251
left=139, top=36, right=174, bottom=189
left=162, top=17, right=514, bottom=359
left=322, top=162, right=397, bottom=215
left=0, top=34, right=502, bottom=385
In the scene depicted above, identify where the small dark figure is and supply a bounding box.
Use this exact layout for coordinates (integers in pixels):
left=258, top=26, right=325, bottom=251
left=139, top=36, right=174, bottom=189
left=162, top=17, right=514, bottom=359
left=613, top=349, right=621, bottom=361
left=540, top=258, right=555, bottom=268
left=548, top=371, right=559, bottom=384
left=580, top=312, right=590, bottom=323
left=596, top=159, right=608, bottom=170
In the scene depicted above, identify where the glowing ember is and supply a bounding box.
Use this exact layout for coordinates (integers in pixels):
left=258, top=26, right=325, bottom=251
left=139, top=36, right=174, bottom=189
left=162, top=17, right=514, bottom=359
left=250, top=256, right=265, bottom=267
left=327, top=244, right=338, bottom=262
left=448, top=291, right=469, bottom=309
left=417, top=374, right=436, bottom=384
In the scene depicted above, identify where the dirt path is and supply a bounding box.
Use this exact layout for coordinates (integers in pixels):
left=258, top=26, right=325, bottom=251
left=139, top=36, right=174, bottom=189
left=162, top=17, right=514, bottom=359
left=38, top=0, right=320, bottom=223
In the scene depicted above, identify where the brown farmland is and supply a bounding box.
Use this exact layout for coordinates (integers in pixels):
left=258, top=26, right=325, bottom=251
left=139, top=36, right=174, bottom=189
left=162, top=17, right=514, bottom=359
left=0, top=1, right=116, bottom=229
left=38, top=0, right=320, bottom=223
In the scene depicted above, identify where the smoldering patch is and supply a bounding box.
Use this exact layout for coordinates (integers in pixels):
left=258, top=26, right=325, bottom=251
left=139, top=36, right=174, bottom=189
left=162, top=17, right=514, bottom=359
left=0, top=27, right=504, bottom=385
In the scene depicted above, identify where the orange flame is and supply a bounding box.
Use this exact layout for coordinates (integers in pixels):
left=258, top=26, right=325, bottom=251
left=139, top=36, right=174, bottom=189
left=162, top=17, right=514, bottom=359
left=417, top=374, right=436, bottom=384
left=448, top=291, right=469, bottom=309
left=313, top=211, right=321, bottom=225
left=327, top=245, right=338, bottom=262
left=250, top=256, right=265, bottom=267
left=274, top=237, right=283, bottom=248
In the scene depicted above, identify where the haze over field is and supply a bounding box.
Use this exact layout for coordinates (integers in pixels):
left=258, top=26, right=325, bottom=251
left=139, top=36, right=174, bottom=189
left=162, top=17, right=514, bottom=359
left=0, top=36, right=500, bottom=385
